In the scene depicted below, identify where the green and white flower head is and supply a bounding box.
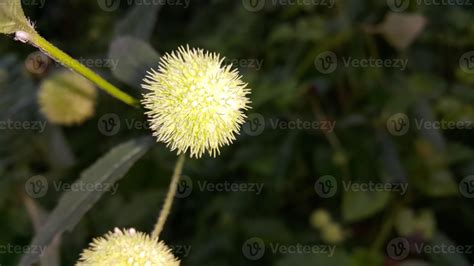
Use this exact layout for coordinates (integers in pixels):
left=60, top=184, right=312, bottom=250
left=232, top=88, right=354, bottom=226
left=142, top=46, right=251, bottom=158
left=38, top=70, right=97, bottom=125
left=77, top=228, right=180, bottom=266
left=310, top=209, right=331, bottom=229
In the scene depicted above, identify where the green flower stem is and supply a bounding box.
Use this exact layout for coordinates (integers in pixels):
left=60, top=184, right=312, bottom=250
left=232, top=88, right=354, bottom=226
left=29, top=34, right=139, bottom=107
left=152, top=154, right=186, bottom=238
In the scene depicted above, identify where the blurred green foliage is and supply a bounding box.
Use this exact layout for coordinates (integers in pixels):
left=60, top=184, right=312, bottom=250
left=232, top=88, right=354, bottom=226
left=1, top=0, right=474, bottom=265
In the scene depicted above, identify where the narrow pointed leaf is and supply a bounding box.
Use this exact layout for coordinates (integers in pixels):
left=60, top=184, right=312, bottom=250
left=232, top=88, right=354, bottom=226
left=19, top=136, right=154, bottom=266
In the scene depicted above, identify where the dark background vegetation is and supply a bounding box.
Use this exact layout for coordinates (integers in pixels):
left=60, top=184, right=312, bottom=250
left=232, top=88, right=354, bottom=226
left=1, top=0, right=474, bottom=265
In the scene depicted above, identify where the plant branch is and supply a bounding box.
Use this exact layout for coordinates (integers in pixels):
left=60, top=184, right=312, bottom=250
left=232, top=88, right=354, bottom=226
left=27, top=33, right=139, bottom=107
left=152, top=154, right=186, bottom=238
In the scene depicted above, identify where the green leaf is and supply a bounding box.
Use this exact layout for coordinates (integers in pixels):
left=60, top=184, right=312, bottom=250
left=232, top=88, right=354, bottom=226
left=342, top=190, right=391, bottom=223
left=108, top=36, right=160, bottom=88
left=23, top=197, right=61, bottom=266
left=19, top=136, right=154, bottom=266
left=0, top=0, right=35, bottom=34
left=114, top=3, right=161, bottom=41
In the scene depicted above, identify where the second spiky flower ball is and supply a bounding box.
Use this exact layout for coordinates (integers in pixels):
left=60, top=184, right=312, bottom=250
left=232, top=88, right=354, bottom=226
left=76, top=228, right=179, bottom=266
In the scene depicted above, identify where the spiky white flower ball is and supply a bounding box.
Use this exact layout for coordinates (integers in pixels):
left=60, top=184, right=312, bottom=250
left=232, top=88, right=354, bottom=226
left=142, top=46, right=251, bottom=158
left=76, top=228, right=180, bottom=266
left=38, top=71, right=97, bottom=125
